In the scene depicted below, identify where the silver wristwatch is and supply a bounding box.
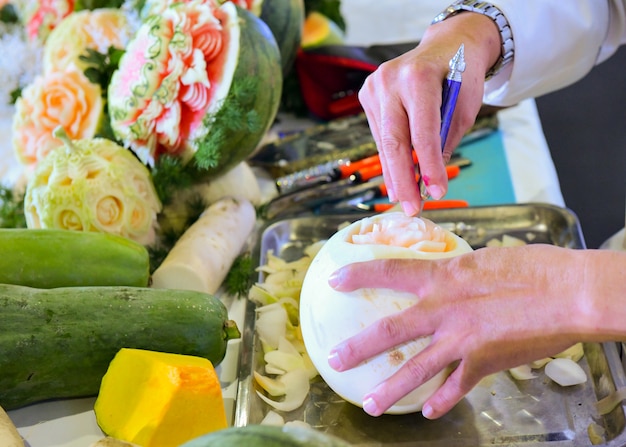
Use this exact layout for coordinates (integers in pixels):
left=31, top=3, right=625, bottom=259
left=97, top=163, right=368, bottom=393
left=432, top=0, right=514, bottom=80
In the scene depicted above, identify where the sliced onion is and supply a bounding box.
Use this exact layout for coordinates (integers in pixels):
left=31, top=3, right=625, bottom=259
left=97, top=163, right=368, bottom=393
left=529, top=357, right=552, bottom=369
left=545, top=358, right=587, bottom=386
left=260, top=410, right=285, bottom=426
left=304, top=240, right=325, bottom=257
left=265, top=350, right=306, bottom=373
left=265, top=364, right=286, bottom=375
left=300, top=351, right=319, bottom=379
left=509, top=364, right=536, bottom=381
left=554, top=342, right=584, bottom=362
left=588, top=422, right=606, bottom=445
left=256, top=369, right=310, bottom=412
left=595, top=386, right=626, bottom=415
left=284, top=420, right=312, bottom=429
left=278, top=336, right=300, bottom=356
left=501, top=234, right=527, bottom=247
left=249, top=284, right=278, bottom=306
left=254, top=371, right=287, bottom=396
left=256, top=303, right=288, bottom=349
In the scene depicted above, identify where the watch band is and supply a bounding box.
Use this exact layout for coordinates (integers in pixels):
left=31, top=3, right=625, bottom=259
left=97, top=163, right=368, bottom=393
left=432, top=0, right=514, bottom=80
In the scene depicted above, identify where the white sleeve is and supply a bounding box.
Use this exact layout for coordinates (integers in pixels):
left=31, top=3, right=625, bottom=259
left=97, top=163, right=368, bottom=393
left=483, top=0, right=626, bottom=106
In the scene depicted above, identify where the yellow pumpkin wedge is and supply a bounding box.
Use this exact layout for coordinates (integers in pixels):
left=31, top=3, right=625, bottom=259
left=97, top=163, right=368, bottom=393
left=94, top=348, right=228, bottom=447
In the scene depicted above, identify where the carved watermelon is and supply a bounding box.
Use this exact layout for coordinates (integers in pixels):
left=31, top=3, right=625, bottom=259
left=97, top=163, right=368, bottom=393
left=107, top=0, right=282, bottom=177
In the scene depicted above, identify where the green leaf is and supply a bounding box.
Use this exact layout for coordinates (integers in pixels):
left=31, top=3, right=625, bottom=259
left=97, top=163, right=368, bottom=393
left=0, top=4, right=18, bottom=23
left=0, top=186, right=26, bottom=229
left=74, top=0, right=126, bottom=10
left=150, top=155, right=196, bottom=206
left=79, top=47, right=125, bottom=98
left=224, top=252, right=255, bottom=298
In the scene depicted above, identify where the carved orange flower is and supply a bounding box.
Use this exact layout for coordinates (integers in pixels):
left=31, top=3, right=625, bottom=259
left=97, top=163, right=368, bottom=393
left=12, top=68, right=103, bottom=166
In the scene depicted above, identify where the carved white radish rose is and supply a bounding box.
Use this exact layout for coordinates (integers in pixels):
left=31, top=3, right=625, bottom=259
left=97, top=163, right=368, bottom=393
left=300, top=212, right=473, bottom=414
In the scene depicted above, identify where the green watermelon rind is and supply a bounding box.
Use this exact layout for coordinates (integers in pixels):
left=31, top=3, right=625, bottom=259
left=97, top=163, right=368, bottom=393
left=189, top=2, right=282, bottom=176
left=259, top=0, right=305, bottom=75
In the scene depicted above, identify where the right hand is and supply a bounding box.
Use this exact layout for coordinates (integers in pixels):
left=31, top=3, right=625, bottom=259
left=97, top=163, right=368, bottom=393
left=358, top=12, right=502, bottom=215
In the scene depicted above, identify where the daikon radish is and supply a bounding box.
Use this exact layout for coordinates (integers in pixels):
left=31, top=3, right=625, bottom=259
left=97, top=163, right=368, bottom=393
left=0, top=405, right=24, bottom=447
left=151, top=197, right=256, bottom=294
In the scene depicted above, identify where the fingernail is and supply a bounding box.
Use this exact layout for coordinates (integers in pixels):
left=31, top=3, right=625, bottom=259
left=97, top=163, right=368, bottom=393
left=387, top=187, right=397, bottom=203
left=428, top=185, right=444, bottom=200
left=363, top=395, right=381, bottom=416
left=328, top=269, right=341, bottom=289
left=401, top=200, right=418, bottom=216
left=328, top=350, right=343, bottom=370
left=422, top=403, right=434, bottom=419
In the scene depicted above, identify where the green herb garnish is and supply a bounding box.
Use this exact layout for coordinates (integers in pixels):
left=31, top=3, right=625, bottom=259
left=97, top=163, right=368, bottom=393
left=224, top=253, right=255, bottom=298
left=0, top=185, right=26, bottom=228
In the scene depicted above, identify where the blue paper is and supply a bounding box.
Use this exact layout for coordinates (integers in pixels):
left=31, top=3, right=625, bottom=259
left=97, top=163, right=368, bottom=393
left=445, top=130, right=515, bottom=206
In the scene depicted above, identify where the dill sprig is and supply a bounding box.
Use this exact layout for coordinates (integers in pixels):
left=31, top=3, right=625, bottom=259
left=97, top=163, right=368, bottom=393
left=224, top=252, right=255, bottom=298
left=194, top=76, right=262, bottom=171
left=150, top=155, right=197, bottom=206
left=79, top=47, right=125, bottom=98
left=0, top=185, right=26, bottom=228
left=148, top=192, right=206, bottom=272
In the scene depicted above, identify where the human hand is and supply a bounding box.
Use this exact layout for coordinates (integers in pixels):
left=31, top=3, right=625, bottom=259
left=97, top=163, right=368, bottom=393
left=358, top=13, right=502, bottom=215
left=326, top=244, right=587, bottom=419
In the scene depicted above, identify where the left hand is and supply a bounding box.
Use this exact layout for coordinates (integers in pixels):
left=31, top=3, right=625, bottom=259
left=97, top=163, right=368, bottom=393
left=326, top=244, right=587, bottom=419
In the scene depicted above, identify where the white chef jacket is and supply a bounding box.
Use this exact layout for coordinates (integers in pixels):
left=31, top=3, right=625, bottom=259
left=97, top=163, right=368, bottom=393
left=485, top=1, right=626, bottom=106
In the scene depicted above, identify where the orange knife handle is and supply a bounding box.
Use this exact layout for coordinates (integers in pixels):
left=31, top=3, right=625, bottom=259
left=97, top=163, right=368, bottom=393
left=356, top=164, right=384, bottom=181
left=446, top=165, right=461, bottom=179
left=423, top=199, right=469, bottom=210
left=339, top=154, right=380, bottom=178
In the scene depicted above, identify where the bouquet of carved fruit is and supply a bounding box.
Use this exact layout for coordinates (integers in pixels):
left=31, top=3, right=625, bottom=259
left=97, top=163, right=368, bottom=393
left=7, top=0, right=292, bottom=254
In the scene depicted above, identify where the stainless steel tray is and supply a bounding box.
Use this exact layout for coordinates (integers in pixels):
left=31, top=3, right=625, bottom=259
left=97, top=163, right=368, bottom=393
left=235, top=203, right=626, bottom=446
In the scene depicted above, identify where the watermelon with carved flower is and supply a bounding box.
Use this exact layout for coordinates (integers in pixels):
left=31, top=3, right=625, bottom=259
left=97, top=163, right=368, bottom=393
left=107, top=0, right=282, bottom=178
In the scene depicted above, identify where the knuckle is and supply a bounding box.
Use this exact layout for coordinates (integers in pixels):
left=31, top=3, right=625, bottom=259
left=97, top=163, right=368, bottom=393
left=380, top=258, right=408, bottom=282
left=403, top=357, right=432, bottom=384
left=339, top=340, right=359, bottom=364
left=376, top=315, right=406, bottom=342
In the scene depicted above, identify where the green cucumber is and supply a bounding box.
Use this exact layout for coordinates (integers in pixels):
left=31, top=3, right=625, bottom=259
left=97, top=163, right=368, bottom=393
left=180, top=425, right=352, bottom=447
left=0, top=284, right=240, bottom=410
left=0, top=228, right=150, bottom=288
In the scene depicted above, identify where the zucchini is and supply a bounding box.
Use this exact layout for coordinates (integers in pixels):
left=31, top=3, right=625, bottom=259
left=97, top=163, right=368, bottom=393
left=0, top=228, right=150, bottom=288
left=0, top=284, right=241, bottom=410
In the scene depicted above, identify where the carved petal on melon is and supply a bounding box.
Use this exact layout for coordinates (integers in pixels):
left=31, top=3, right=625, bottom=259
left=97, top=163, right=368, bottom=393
left=107, top=0, right=236, bottom=167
